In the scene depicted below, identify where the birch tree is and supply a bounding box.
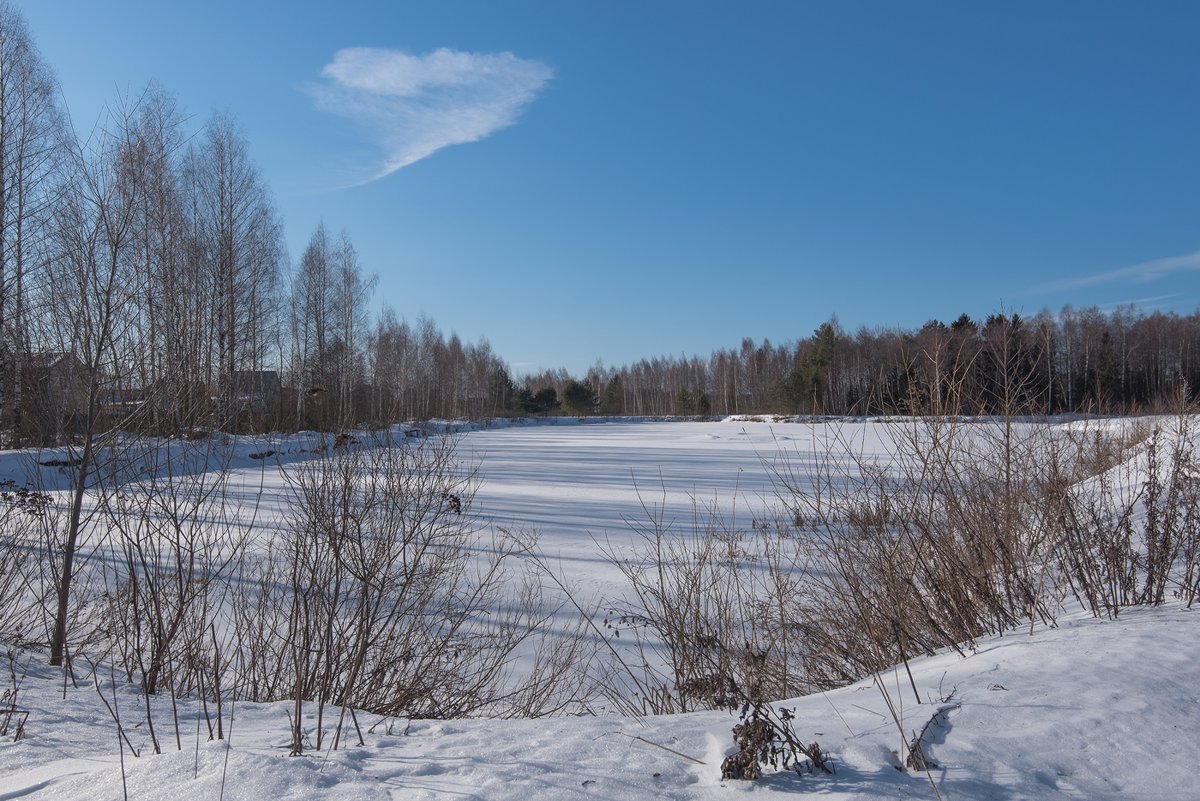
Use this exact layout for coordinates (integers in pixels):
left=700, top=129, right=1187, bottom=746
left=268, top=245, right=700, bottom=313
left=183, top=113, right=282, bottom=428
left=0, top=3, right=63, bottom=443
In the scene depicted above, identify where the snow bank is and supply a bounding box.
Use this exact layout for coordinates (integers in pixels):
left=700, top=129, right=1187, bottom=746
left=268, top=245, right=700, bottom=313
left=2, top=606, right=1196, bottom=800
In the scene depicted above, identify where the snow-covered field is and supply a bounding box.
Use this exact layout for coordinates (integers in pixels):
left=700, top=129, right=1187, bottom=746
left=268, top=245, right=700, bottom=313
left=1, top=419, right=1198, bottom=800
left=466, top=420, right=837, bottom=598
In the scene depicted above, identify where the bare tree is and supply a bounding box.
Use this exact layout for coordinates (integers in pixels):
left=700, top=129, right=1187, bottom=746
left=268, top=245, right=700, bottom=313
left=121, top=86, right=196, bottom=433
left=42, top=98, right=146, bottom=666
left=330, top=230, right=375, bottom=427
left=290, top=222, right=332, bottom=427
left=182, top=113, right=282, bottom=429
left=0, top=4, right=64, bottom=444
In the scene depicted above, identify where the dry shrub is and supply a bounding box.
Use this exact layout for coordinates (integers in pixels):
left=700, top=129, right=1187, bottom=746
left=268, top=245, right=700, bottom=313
left=595, top=491, right=831, bottom=777
left=0, top=483, right=45, bottom=644
left=42, top=434, right=598, bottom=758
left=228, top=435, right=597, bottom=752
left=599, top=486, right=809, bottom=715
left=96, top=452, right=248, bottom=698
left=605, top=391, right=1200, bottom=727
left=1053, top=408, right=1200, bottom=614
left=768, top=416, right=1063, bottom=687
left=1064, top=417, right=1154, bottom=482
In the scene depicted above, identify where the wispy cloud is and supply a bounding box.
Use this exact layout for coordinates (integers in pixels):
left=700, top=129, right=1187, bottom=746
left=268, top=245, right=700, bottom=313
left=1095, top=293, right=1180, bottom=311
left=1036, top=249, right=1200, bottom=293
left=310, top=47, right=553, bottom=183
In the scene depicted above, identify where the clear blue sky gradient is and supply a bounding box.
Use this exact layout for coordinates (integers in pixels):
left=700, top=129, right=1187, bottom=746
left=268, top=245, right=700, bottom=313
left=19, top=1, right=1200, bottom=376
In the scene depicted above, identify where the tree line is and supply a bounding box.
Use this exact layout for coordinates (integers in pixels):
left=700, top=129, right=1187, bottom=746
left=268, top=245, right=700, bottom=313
left=523, top=307, right=1200, bottom=418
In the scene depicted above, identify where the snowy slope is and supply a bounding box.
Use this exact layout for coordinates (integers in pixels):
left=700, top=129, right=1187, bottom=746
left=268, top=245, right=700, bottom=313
left=2, top=606, right=1196, bottom=800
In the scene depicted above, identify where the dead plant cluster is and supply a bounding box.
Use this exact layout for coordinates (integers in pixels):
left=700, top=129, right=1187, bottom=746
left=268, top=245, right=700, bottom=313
left=720, top=703, right=831, bottom=781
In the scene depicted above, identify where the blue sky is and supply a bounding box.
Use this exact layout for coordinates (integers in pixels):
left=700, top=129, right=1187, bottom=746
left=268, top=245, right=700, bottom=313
left=19, top=1, right=1200, bottom=376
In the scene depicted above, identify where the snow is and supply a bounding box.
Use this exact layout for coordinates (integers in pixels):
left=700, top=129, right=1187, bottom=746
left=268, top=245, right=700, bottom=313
left=2, top=419, right=1198, bottom=800
left=4, top=605, right=1196, bottom=799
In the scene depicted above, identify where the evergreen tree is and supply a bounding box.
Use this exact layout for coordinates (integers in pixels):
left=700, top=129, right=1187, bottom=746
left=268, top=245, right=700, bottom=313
left=562, top=379, right=597, bottom=415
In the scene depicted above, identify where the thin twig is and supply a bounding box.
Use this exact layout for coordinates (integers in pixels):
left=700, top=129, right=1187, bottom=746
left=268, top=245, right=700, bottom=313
left=597, top=731, right=707, bottom=765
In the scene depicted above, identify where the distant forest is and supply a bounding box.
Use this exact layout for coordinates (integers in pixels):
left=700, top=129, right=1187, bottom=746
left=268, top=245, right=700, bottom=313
left=524, top=308, right=1200, bottom=419
left=0, top=5, right=1195, bottom=447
